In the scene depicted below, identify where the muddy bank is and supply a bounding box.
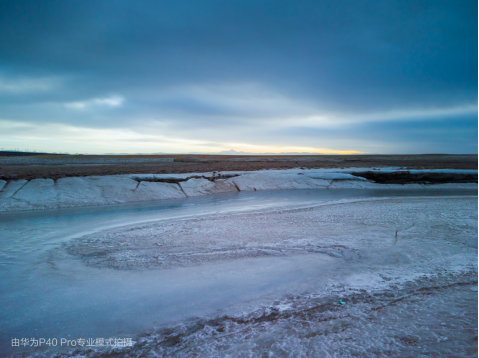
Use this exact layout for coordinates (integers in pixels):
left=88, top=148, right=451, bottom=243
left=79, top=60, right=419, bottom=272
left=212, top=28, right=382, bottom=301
left=353, top=171, right=478, bottom=184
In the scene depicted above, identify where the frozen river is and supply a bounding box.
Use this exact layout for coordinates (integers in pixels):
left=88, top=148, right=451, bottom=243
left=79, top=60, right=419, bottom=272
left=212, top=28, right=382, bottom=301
left=0, top=189, right=477, bottom=357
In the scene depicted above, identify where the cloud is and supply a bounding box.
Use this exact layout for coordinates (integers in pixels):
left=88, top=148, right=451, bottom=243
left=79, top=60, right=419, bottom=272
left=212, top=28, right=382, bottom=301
left=0, top=118, right=363, bottom=154
left=295, top=103, right=479, bottom=127
left=0, top=0, right=476, bottom=153
left=65, top=95, right=124, bottom=109
left=0, top=75, right=61, bottom=93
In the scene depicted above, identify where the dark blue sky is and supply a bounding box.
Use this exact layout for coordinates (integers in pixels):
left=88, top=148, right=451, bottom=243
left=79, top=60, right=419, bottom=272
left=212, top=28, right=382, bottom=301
left=0, top=0, right=477, bottom=154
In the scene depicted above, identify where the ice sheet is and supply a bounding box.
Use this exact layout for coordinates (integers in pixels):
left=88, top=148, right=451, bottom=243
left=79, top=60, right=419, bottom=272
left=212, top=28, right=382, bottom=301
left=328, top=180, right=386, bottom=189
left=0, top=191, right=476, bottom=357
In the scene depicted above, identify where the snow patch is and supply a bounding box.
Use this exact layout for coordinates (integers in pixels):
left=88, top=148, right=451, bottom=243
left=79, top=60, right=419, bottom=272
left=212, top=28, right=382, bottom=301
left=13, top=178, right=57, bottom=209
left=231, top=173, right=330, bottom=191
left=275, top=303, right=293, bottom=311
left=135, top=181, right=186, bottom=200
left=56, top=177, right=104, bottom=206
left=180, top=178, right=238, bottom=196
left=0, top=179, right=29, bottom=199
left=87, top=176, right=139, bottom=204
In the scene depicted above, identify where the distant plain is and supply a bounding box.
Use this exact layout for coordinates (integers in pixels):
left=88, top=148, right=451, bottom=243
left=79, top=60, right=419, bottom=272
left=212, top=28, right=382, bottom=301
left=0, top=154, right=476, bottom=181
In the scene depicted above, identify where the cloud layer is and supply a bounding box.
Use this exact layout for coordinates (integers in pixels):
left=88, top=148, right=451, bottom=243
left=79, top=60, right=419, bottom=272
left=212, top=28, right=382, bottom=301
left=0, top=0, right=477, bottom=153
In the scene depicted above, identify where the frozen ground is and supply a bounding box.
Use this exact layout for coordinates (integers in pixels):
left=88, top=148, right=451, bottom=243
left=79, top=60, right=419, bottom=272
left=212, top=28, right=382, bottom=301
left=0, top=189, right=476, bottom=357
left=0, top=157, right=174, bottom=165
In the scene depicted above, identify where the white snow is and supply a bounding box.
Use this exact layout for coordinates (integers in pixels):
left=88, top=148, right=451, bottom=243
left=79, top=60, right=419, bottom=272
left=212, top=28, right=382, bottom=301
left=86, top=176, right=139, bottom=203
left=0, top=179, right=28, bottom=199
left=0, top=179, right=30, bottom=210
left=0, top=168, right=476, bottom=211
left=180, top=178, right=238, bottom=196
left=307, top=172, right=367, bottom=180
left=56, top=177, right=104, bottom=206
left=134, top=181, right=186, bottom=200
left=230, top=173, right=330, bottom=191
left=13, top=178, right=57, bottom=209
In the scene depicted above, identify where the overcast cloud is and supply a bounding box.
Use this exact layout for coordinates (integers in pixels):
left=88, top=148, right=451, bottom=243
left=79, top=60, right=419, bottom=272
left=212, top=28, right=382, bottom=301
left=0, top=0, right=477, bottom=154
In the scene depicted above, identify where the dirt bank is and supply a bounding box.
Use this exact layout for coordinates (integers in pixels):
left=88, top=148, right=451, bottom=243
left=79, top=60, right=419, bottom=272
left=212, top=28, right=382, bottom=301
left=352, top=171, right=478, bottom=184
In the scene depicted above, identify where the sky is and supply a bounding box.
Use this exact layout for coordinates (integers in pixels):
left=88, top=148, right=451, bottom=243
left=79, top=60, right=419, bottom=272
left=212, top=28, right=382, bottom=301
left=0, top=0, right=477, bottom=154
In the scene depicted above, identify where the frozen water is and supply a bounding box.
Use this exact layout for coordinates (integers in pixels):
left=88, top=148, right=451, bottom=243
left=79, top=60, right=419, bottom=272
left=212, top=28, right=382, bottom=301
left=328, top=179, right=386, bottom=189
left=0, top=189, right=476, bottom=357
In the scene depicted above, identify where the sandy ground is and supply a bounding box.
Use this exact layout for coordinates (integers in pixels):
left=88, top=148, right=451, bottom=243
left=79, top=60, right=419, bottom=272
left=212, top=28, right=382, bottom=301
left=0, top=154, right=477, bottom=181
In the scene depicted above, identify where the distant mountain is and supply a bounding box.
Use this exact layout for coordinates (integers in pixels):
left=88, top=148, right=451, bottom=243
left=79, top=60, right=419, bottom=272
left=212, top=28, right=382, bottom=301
left=217, top=149, right=248, bottom=155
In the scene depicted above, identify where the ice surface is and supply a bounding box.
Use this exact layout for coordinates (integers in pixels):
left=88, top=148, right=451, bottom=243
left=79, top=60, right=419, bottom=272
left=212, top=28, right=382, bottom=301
left=386, top=183, right=427, bottom=190
left=328, top=180, right=387, bottom=189
left=65, top=196, right=477, bottom=273
left=397, top=168, right=477, bottom=174
left=0, top=191, right=476, bottom=357
left=122, top=274, right=477, bottom=358
left=421, top=182, right=479, bottom=189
